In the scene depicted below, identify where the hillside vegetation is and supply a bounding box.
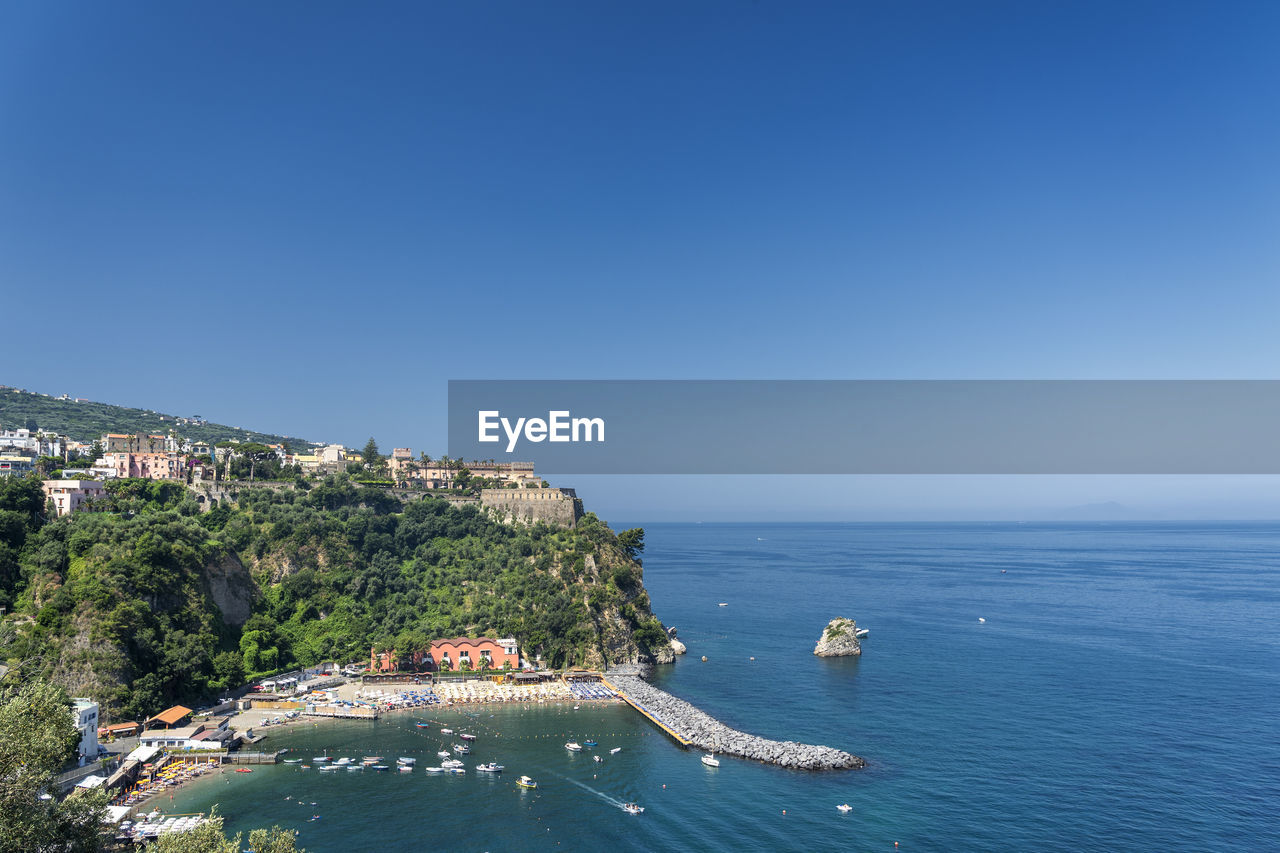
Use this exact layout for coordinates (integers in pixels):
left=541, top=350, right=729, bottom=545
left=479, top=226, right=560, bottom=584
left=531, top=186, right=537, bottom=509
left=0, top=475, right=666, bottom=722
left=0, top=386, right=310, bottom=448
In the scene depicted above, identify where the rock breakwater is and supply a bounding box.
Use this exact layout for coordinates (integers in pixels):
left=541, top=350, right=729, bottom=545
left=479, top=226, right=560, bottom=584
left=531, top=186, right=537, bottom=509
left=608, top=674, right=863, bottom=770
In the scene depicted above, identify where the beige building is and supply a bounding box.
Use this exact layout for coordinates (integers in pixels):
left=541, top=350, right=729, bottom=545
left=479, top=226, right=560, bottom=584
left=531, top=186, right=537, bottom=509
left=42, top=479, right=106, bottom=516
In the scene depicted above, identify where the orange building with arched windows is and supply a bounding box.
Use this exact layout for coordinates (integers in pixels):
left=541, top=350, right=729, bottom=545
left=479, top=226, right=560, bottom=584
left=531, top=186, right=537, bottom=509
left=370, top=637, right=521, bottom=673
left=428, top=638, right=520, bottom=672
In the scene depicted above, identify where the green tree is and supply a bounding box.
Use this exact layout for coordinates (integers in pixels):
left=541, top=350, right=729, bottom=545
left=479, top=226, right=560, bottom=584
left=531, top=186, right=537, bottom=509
left=617, top=528, right=645, bottom=563
left=361, top=438, right=382, bottom=471
left=0, top=679, right=108, bottom=852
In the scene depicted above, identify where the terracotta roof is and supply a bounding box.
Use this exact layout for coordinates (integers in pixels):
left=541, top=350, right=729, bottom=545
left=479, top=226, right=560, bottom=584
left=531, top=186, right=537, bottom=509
left=430, top=637, right=500, bottom=649
left=148, top=705, right=193, bottom=726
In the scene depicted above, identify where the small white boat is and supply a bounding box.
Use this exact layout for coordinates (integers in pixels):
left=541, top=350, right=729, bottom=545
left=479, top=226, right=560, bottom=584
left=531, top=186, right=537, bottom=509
left=837, top=803, right=853, bottom=813
left=437, top=751, right=451, bottom=758
left=346, top=765, right=362, bottom=772
left=459, top=733, right=477, bottom=741
left=565, top=742, right=582, bottom=751
left=610, top=747, right=622, bottom=754
left=622, top=803, right=644, bottom=815
left=425, top=766, right=444, bottom=773
left=397, top=757, right=416, bottom=766
left=718, top=602, right=728, bottom=607
left=440, top=728, right=453, bottom=734
left=398, top=765, right=413, bottom=773
left=701, top=753, right=720, bottom=767
left=475, top=762, right=504, bottom=773
left=593, top=755, right=603, bottom=763
left=442, top=759, right=464, bottom=768
left=453, top=744, right=470, bottom=754
left=978, top=617, right=986, bottom=623
left=334, top=757, right=352, bottom=765
left=371, top=765, right=389, bottom=771
left=855, top=628, right=869, bottom=639
left=573, top=704, right=580, bottom=710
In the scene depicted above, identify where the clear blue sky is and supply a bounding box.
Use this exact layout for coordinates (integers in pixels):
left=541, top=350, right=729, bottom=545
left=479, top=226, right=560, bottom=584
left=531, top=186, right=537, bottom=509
left=3, top=2, right=1279, bottom=518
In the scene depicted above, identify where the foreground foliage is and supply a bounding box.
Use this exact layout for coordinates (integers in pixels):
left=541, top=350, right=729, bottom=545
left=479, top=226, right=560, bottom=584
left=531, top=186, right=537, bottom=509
left=141, top=811, right=301, bottom=853
left=0, top=674, right=108, bottom=853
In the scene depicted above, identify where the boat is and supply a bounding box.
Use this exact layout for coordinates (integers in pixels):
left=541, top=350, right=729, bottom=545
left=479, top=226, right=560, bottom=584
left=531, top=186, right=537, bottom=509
left=459, top=733, right=477, bottom=741
left=424, top=766, right=444, bottom=773
left=437, top=751, right=451, bottom=758
left=440, top=728, right=453, bottom=734
left=372, top=765, right=389, bottom=771
left=234, top=768, right=253, bottom=773
left=334, top=757, right=352, bottom=765
left=718, top=602, right=728, bottom=607
left=346, top=765, right=363, bottom=772
left=397, top=757, right=416, bottom=766
left=312, top=756, right=331, bottom=762
left=399, top=765, right=413, bottom=772
left=593, top=755, right=603, bottom=763
left=442, top=759, right=464, bottom=768
left=610, top=748, right=622, bottom=754
left=622, top=803, right=644, bottom=815
left=701, top=753, right=720, bottom=768
left=283, top=758, right=303, bottom=764
left=565, top=742, right=582, bottom=751
left=319, top=764, right=341, bottom=772
left=855, top=628, right=869, bottom=639
left=516, top=775, right=538, bottom=789
left=475, top=762, right=504, bottom=773
left=415, top=723, right=431, bottom=729
left=583, top=740, right=598, bottom=747
left=453, top=744, right=470, bottom=754
left=447, top=766, right=465, bottom=774
left=837, top=803, right=853, bottom=813
left=573, top=704, right=580, bottom=710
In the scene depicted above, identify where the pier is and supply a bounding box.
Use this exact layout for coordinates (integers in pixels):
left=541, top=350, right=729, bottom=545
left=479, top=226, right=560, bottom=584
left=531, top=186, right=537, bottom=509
left=600, top=676, right=691, bottom=748
left=606, top=672, right=863, bottom=771
left=302, top=705, right=379, bottom=720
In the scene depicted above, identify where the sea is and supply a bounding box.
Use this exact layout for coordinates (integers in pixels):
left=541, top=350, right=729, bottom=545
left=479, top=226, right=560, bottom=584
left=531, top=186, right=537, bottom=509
left=167, top=522, right=1280, bottom=852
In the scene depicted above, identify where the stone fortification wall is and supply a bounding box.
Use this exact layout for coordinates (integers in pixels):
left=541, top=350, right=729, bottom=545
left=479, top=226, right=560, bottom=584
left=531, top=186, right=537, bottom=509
left=479, top=488, right=583, bottom=528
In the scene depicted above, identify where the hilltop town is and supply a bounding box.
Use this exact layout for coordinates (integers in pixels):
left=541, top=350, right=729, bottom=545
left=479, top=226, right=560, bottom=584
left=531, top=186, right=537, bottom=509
left=0, top=383, right=583, bottom=528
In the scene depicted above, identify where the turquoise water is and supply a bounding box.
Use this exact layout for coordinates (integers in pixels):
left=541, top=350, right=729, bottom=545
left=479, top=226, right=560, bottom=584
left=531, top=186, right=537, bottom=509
left=168, top=522, right=1280, bottom=851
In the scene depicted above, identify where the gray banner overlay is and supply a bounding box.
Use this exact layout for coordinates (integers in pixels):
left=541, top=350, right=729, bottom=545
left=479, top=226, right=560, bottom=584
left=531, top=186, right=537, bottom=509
left=447, top=380, right=1280, bottom=474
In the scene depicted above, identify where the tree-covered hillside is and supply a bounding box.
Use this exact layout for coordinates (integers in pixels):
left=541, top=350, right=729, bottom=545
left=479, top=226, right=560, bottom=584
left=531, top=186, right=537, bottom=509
left=0, top=475, right=667, bottom=722
left=0, top=386, right=312, bottom=448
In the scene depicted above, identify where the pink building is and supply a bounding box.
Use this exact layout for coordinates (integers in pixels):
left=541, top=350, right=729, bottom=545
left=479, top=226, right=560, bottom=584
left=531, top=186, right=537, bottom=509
left=42, top=480, right=106, bottom=516
left=100, top=452, right=187, bottom=480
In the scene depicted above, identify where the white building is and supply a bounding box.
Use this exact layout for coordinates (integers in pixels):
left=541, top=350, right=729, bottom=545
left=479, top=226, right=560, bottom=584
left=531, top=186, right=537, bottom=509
left=72, top=699, right=99, bottom=765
